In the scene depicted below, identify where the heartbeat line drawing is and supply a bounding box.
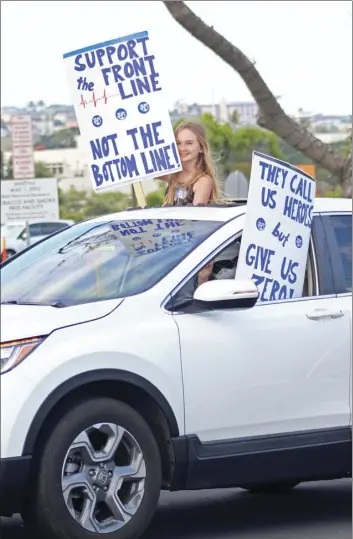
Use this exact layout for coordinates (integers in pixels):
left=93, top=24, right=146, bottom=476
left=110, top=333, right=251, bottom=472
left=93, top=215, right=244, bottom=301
left=79, top=89, right=120, bottom=109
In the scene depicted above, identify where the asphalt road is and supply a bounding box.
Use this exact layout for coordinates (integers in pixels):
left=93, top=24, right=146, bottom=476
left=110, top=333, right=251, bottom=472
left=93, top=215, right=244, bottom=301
left=0, top=479, right=351, bottom=539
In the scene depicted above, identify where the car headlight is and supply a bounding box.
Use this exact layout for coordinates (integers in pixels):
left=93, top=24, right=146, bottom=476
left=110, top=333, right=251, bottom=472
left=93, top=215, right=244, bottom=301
left=0, top=337, right=45, bottom=374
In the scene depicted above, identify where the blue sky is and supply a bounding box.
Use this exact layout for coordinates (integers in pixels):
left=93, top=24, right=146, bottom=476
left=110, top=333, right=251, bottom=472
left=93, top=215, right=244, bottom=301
left=1, top=0, right=352, bottom=115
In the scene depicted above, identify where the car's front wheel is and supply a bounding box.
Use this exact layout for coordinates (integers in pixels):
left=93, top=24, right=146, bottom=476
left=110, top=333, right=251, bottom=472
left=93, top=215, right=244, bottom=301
left=28, top=397, right=162, bottom=539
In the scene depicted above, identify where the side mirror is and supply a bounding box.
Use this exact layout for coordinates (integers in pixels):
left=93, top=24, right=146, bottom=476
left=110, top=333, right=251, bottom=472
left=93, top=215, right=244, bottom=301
left=194, top=279, right=259, bottom=310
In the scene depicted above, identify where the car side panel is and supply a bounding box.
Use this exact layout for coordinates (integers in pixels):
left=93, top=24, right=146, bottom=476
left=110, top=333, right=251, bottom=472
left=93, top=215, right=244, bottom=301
left=0, top=287, right=184, bottom=458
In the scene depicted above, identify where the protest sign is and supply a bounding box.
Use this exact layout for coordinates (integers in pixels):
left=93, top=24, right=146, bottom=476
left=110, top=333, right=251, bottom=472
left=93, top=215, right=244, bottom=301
left=110, top=218, right=197, bottom=257
left=63, top=31, right=182, bottom=193
left=236, top=151, right=315, bottom=302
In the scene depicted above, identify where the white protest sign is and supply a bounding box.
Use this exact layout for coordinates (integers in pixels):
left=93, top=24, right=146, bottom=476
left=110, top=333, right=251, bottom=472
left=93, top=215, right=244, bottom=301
left=1, top=178, right=59, bottom=222
left=63, top=31, right=182, bottom=193
left=236, top=151, right=315, bottom=302
left=11, top=115, right=35, bottom=180
left=110, top=218, right=197, bottom=257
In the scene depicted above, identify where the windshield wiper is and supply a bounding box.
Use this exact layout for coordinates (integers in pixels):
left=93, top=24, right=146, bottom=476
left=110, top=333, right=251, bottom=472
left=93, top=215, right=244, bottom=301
left=1, top=300, right=67, bottom=308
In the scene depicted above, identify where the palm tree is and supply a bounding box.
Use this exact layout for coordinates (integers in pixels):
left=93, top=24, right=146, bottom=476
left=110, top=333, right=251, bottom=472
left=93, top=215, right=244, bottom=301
left=163, top=1, right=352, bottom=196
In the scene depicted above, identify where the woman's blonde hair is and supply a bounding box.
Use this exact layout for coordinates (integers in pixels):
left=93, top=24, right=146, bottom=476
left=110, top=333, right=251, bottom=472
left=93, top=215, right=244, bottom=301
left=164, top=121, right=220, bottom=205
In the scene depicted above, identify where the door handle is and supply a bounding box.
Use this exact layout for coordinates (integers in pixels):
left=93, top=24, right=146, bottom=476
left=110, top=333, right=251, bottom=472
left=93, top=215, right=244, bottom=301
left=306, top=308, right=344, bottom=321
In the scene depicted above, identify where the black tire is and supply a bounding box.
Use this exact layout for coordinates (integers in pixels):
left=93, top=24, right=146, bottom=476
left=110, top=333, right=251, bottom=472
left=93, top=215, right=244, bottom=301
left=25, top=397, right=162, bottom=539
left=6, top=249, right=16, bottom=258
left=240, top=481, right=300, bottom=494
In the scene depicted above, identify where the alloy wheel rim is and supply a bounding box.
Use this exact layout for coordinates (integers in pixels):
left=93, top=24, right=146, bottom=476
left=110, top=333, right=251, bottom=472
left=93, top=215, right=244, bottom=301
left=61, top=422, right=146, bottom=533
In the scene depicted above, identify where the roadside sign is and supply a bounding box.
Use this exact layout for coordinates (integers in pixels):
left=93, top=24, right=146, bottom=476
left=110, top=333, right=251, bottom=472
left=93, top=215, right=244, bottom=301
left=0, top=178, right=59, bottom=222
left=10, top=115, right=35, bottom=180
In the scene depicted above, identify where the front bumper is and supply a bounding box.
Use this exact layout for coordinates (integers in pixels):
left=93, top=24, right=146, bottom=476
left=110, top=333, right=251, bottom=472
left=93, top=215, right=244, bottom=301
left=0, top=456, right=32, bottom=516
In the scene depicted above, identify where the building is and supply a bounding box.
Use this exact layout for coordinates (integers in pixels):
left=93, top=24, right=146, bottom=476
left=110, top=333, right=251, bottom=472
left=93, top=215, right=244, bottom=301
left=292, top=110, right=352, bottom=135
left=311, top=114, right=352, bottom=134
left=1, top=104, right=78, bottom=137
left=170, top=99, right=259, bottom=126
left=226, top=101, right=258, bottom=125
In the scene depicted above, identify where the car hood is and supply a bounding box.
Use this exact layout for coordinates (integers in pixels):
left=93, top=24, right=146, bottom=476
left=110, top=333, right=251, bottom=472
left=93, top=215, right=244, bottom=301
left=0, top=299, right=124, bottom=342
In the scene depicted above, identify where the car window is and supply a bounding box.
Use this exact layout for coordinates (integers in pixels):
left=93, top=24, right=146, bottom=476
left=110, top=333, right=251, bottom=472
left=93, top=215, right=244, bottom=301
left=325, top=214, right=352, bottom=293
left=170, top=233, right=316, bottom=311
left=1, top=218, right=223, bottom=307
left=29, top=223, right=46, bottom=237
left=41, top=222, right=70, bottom=235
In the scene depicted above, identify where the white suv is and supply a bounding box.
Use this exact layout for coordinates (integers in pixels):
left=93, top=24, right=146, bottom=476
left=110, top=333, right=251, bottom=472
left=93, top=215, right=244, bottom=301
left=0, top=198, right=351, bottom=539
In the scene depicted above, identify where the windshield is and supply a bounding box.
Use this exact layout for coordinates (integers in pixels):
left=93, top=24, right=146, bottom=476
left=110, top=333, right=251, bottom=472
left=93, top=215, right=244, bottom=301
left=1, top=217, right=222, bottom=307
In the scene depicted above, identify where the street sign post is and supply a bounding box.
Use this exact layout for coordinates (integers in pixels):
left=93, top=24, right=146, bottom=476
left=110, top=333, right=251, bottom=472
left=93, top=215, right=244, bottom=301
left=0, top=178, right=59, bottom=223
left=10, top=115, right=35, bottom=180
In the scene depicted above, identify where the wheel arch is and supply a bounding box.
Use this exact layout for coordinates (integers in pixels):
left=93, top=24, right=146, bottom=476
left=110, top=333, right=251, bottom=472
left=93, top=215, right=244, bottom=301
left=23, top=369, right=180, bottom=458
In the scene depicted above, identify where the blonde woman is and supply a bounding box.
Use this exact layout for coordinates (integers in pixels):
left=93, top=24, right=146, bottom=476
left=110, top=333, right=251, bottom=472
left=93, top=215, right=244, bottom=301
left=161, top=121, right=220, bottom=206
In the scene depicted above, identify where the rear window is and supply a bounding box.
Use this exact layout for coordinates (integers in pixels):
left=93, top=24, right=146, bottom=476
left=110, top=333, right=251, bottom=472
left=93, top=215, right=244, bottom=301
left=1, top=217, right=222, bottom=307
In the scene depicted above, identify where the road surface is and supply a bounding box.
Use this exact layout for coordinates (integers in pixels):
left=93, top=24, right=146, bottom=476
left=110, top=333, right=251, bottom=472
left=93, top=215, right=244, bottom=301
left=0, top=479, right=351, bottom=539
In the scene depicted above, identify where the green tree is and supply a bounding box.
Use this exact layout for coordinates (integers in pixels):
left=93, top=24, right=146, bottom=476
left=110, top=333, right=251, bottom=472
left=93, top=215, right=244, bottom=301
left=232, top=161, right=252, bottom=179
left=233, top=125, right=284, bottom=161
left=322, top=185, right=345, bottom=198
left=51, top=127, right=79, bottom=148
left=146, top=183, right=166, bottom=206
left=59, top=187, right=132, bottom=221
left=83, top=191, right=131, bottom=218
left=36, top=127, right=79, bottom=150
left=34, top=161, right=54, bottom=178
left=231, top=110, right=239, bottom=125
left=59, top=186, right=88, bottom=221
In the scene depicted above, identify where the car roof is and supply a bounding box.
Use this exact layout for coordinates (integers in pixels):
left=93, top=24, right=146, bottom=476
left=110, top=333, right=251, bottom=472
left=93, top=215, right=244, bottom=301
left=312, top=197, right=351, bottom=213
left=90, top=197, right=351, bottom=225
left=92, top=201, right=246, bottom=224
left=2, top=219, right=73, bottom=226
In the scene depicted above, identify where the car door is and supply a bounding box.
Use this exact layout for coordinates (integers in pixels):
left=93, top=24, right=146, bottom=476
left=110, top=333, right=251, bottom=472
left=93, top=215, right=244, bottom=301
left=320, top=211, right=352, bottom=422
left=169, top=214, right=351, bottom=443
